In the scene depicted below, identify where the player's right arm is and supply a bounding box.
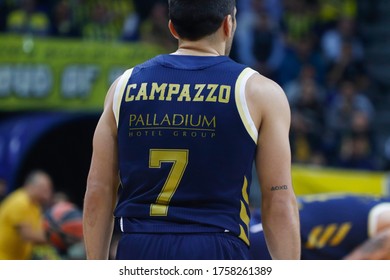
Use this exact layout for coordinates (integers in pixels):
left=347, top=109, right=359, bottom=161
left=83, top=78, right=121, bottom=260
left=246, top=74, right=300, bottom=260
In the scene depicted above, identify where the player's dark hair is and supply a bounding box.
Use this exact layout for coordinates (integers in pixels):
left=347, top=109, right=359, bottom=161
left=168, top=0, right=236, bottom=41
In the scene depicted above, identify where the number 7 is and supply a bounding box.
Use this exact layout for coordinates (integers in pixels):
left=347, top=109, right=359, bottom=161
left=149, top=149, right=189, bottom=216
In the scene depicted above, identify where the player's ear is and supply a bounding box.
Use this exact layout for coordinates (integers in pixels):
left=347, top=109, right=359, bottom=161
left=168, top=20, right=179, bottom=40
left=222, top=14, right=234, bottom=38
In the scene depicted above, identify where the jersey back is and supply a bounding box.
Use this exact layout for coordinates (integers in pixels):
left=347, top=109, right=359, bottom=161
left=114, top=55, right=258, bottom=246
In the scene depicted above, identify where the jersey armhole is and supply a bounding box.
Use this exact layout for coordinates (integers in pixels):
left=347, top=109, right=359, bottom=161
left=368, top=203, right=390, bottom=237
left=112, top=68, right=134, bottom=127
left=235, top=67, right=259, bottom=144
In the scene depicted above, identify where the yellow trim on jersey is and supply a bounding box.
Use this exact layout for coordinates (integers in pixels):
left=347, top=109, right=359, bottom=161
left=242, top=176, right=249, bottom=204
left=113, top=68, right=134, bottom=126
left=305, top=223, right=352, bottom=249
left=239, top=225, right=250, bottom=246
left=329, top=223, right=352, bottom=246
left=316, top=224, right=338, bottom=248
left=235, top=68, right=258, bottom=144
left=238, top=176, right=250, bottom=246
left=240, top=201, right=250, bottom=227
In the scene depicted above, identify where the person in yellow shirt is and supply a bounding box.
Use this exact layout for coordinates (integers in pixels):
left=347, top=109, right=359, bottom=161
left=0, top=170, right=53, bottom=259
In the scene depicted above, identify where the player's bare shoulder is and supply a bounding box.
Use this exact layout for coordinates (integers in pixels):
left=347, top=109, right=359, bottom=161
left=104, top=76, right=122, bottom=109
left=245, top=72, right=290, bottom=128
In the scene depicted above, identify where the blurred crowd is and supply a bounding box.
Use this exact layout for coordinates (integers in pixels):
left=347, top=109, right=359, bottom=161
left=0, top=0, right=177, bottom=49
left=0, top=0, right=387, bottom=170
left=232, top=0, right=383, bottom=170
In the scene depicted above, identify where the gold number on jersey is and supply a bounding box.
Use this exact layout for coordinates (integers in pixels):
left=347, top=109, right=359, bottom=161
left=149, top=149, right=189, bottom=216
left=305, top=222, right=352, bottom=249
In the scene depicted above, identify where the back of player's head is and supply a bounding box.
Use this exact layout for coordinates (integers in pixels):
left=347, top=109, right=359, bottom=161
left=168, top=0, right=236, bottom=41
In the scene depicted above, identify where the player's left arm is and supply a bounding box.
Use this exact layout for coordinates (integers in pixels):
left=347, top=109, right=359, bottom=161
left=248, top=74, right=301, bottom=260
left=344, top=206, right=390, bottom=260
left=83, top=78, right=120, bottom=260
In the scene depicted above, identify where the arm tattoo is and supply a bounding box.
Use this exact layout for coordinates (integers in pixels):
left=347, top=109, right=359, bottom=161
left=271, top=185, right=288, bottom=191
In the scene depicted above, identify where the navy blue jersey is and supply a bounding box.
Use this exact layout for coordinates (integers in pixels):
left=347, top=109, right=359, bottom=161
left=250, top=194, right=390, bottom=259
left=113, top=55, right=258, bottom=246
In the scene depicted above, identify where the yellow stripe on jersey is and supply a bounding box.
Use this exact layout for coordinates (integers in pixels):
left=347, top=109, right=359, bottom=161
left=305, top=226, right=323, bottom=249
left=235, top=68, right=258, bottom=144
left=239, top=176, right=250, bottom=246
left=305, top=223, right=352, bottom=249
left=329, top=222, right=352, bottom=246
left=113, top=68, right=134, bottom=126
left=239, top=225, right=250, bottom=246
left=316, top=224, right=338, bottom=248
left=242, top=176, right=249, bottom=204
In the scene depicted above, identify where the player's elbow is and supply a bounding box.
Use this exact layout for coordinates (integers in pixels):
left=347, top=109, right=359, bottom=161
left=84, top=176, right=117, bottom=214
left=85, top=180, right=108, bottom=203
left=262, top=193, right=299, bottom=221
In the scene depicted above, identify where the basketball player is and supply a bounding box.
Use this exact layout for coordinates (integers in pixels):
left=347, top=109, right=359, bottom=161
left=83, top=0, right=300, bottom=260
left=249, top=194, right=390, bottom=260
left=0, top=170, right=53, bottom=259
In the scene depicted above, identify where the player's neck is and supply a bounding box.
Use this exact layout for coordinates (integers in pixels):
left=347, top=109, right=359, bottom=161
left=173, top=40, right=225, bottom=56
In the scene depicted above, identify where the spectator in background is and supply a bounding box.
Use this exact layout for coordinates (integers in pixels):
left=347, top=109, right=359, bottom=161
left=281, top=0, right=318, bottom=46
left=336, top=111, right=379, bottom=170
left=6, top=0, right=51, bottom=36
left=326, top=80, right=376, bottom=167
left=289, top=78, right=326, bottom=165
left=325, top=38, right=373, bottom=106
left=337, top=132, right=378, bottom=170
left=321, top=17, right=364, bottom=64
left=284, top=64, right=325, bottom=104
left=317, top=0, right=357, bottom=30
left=121, top=2, right=140, bottom=41
left=122, top=0, right=169, bottom=43
left=0, top=170, right=53, bottom=259
left=81, top=0, right=132, bottom=41
left=262, top=0, right=283, bottom=24
left=137, top=1, right=176, bottom=52
left=50, top=0, right=81, bottom=38
left=82, top=2, right=116, bottom=41
left=276, top=34, right=326, bottom=87
left=234, top=0, right=285, bottom=78
left=326, top=39, right=367, bottom=90
left=326, top=79, right=375, bottom=134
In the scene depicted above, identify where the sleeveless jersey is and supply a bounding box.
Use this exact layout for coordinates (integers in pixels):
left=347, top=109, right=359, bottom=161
left=113, top=54, right=258, bottom=246
left=249, top=194, right=390, bottom=259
